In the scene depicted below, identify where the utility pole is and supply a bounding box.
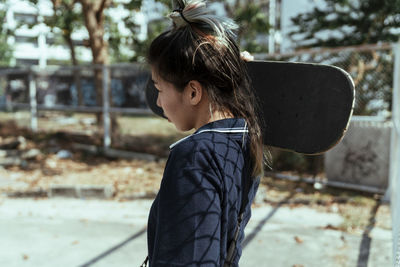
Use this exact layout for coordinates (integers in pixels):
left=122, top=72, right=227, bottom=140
left=268, top=0, right=276, bottom=54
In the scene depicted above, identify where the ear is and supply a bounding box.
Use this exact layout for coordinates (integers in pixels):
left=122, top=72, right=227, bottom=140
left=185, top=80, right=203, bottom=106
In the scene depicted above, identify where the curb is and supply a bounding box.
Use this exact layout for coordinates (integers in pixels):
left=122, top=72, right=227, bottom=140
left=6, top=189, right=48, bottom=198
left=48, top=185, right=115, bottom=199
left=6, top=185, right=114, bottom=199
left=5, top=185, right=158, bottom=200
left=119, top=191, right=157, bottom=200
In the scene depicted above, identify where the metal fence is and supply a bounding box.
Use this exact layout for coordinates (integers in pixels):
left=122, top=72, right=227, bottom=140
left=0, top=63, right=152, bottom=148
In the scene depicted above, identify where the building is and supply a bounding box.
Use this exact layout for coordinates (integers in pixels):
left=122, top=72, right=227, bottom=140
left=1, top=0, right=163, bottom=67
left=3, top=0, right=93, bottom=67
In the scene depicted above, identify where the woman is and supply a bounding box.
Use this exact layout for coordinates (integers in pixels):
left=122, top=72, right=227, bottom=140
left=143, top=0, right=265, bottom=266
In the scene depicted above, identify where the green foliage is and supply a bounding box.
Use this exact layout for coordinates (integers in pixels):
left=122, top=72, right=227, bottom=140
left=19, top=0, right=85, bottom=65
left=0, top=8, right=13, bottom=66
left=271, top=148, right=324, bottom=175
left=128, top=18, right=169, bottom=62
left=290, top=0, right=400, bottom=48
left=123, top=0, right=143, bottom=10
left=106, top=17, right=131, bottom=63
left=288, top=0, right=398, bottom=116
left=123, top=1, right=170, bottom=62
left=44, top=1, right=84, bottom=39
left=233, top=2, right=270, bottom=53
left=217, top=0, right=270, bottom=53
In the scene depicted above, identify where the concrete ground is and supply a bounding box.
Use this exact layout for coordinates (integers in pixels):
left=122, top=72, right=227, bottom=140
left=0, top=197, right=392, bottom=267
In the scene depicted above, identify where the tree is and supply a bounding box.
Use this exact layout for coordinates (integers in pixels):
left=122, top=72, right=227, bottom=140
left=0, top=4, right=13, bottom=66
left=127, top=0, right=272, bottom=60
left=49, top=0, right=85, bottom=104
left=128, top=18, right=168, bottom=62
left=289, top=0, right=400, bottom=48
left=122, top=0, right=169, bottom=62
left=76, top=0, right=144, bottom=130
left=289, top=0, right=400, bottom=115
left=21, top=0, right=86, bottom=104
left=221, top=0, right=270, bottom=53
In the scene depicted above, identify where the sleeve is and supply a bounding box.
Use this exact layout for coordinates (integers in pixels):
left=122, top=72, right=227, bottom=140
left=150, top=143, right=222, bottom=267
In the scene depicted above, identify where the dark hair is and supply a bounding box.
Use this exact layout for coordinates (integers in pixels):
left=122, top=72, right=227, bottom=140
left=147, top=0, right=264, bottom=176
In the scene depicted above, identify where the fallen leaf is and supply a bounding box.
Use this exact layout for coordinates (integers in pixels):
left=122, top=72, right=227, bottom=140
left=324, top=224, right=340, bottom=230
left=294, top=236, right=303, bottom=244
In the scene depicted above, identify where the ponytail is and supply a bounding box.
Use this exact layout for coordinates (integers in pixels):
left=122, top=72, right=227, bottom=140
left=148, top=0, right=265, bottom=177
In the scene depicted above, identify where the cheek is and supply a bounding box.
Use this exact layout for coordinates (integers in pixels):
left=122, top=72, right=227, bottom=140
left=157, top=93, right=168, bottom=108
left=156, top=94, right=161, bottom=107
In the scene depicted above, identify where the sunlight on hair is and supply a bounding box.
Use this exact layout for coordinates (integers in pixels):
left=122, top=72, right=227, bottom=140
left=168, top=0, right=238, bottom=48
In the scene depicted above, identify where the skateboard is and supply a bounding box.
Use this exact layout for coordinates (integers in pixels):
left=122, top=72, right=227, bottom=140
left=145, top=60, right=355, bottom=154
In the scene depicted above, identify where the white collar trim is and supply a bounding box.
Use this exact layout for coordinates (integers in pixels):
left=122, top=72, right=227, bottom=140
left=169, top=126, right=248, bottom=149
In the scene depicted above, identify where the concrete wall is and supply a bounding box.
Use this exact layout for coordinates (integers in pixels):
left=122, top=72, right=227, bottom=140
left=325, top=119, right=392, bottom=191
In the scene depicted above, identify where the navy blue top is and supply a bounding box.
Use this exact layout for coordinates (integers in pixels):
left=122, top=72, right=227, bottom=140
left=147, top=118, right=259, bottom=266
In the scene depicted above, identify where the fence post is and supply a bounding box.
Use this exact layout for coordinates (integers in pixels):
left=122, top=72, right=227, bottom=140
left=102, top=65, right=111, bottom=150
left=28, top=67, right=38, bottom=132
left=390, top=41, right=400, bottom=267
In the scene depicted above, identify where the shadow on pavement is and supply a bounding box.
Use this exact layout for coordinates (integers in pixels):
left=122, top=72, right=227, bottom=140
left=243, top=192, right=295, bottom=248
left=79, top=227, right=147, bottom=267
left=356, top=199, right=381, bottom=267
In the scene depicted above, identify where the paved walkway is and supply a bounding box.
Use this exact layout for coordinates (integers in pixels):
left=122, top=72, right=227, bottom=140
left=0, top=197, right=392, bottom=267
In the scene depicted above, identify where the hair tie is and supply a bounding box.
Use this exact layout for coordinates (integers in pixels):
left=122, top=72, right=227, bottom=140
left=173, top=8, right=191, bottom=25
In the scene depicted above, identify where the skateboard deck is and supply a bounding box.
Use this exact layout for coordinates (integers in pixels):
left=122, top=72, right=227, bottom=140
left=145, top=60, right=355, bottom=154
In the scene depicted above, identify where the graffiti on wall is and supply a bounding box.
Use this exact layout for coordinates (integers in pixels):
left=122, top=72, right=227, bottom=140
left=341, top=141, right=380, bottom=182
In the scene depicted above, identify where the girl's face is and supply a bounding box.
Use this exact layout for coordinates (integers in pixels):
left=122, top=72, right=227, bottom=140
left=151, top=69, right=194, bottom=132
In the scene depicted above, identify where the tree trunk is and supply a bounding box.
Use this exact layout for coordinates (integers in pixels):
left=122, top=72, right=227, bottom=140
left=79, top=0, right=118, bottom=133
left=65, top=34, right=83, bottom=106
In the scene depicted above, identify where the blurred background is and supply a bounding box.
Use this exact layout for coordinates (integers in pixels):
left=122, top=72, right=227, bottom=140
left=0, top=0, right=399, bottom=266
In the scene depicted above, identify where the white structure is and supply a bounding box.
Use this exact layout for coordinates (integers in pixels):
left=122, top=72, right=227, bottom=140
left=2, top=0, right=164, bottom=67
left=3, top=0, right=92, bottom=67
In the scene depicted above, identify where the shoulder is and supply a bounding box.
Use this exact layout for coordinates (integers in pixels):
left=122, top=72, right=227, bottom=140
left=168, top=133, right=217, bottom=166
left=170, top=130, right=243, bottom=160
left=168, top=131, right=246, bottom=175
left=161, top=133, right=224, bottom=194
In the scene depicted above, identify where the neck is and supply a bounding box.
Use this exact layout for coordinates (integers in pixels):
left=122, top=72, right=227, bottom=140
left=194, top=108, right=233, bottom=130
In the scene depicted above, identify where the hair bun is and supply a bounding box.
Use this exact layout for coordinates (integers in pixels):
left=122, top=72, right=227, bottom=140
left=168, top=0, right=238, bottom=46
left=169, top=9, right=189, bottom=28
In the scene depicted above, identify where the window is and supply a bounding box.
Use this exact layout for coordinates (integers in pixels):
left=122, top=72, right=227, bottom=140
left=15, top=35, right=38, bottom=46
left=14, top=12, right=37, bottom=25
